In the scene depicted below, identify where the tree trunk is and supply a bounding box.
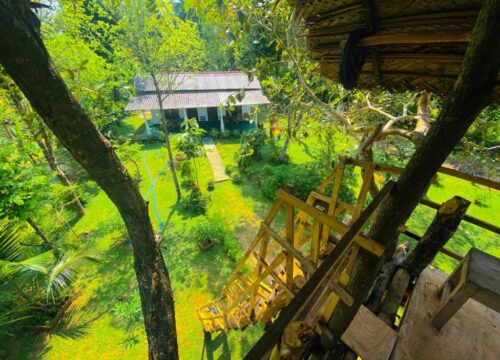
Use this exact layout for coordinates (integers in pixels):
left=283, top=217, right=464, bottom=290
left=26, top=217, right=53, bottom=250
left=403, top=196, right=470, bottom=278
left=0, top=3, right=179, bottom=359
left=278, top=107, right=292, bottom=162
left=322, top=0, right=500, bottom=347
left=38, top=126, right=85, bottom=216
left=152, top=78, right=182, bottom=200
left=357, top=124, right=382, bottom=196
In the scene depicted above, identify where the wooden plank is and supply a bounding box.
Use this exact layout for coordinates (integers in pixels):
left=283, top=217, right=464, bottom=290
left=420, top=199, right=500, bottom=234
left=253, top=252, right=295, bottom=298
left=286, top=202, right=296, bottom=287
left=261, top=222, right=316, bottom=274
left=330, top=281, right=354, bottom=307
left=358, top=33, right=472, bottom=47
left=341, top=305, right=398, bottom=360
left=244, top=181, right=395, bottom=359
left=347, top=158, right=500, bottom=192
left=277, top=190, right=385, bottom=256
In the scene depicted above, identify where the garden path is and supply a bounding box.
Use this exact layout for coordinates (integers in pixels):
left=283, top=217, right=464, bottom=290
left=203, top=137, right=230, bottom=182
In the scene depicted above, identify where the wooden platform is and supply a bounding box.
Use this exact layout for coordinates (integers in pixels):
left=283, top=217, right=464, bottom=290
left=391, top=266, right=500, bottom=360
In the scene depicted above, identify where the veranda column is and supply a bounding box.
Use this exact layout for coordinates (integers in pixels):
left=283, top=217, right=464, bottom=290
left=218, top=106, right=225, bottom=132
left=142, top=110, right=152, bottom=137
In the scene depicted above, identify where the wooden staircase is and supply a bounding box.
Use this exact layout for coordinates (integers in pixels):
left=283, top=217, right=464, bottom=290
left=198, top=158, right=389, bottom=333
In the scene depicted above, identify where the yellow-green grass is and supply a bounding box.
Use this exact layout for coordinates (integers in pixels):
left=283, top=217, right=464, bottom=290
left=12, top=116, right=498, bottom=358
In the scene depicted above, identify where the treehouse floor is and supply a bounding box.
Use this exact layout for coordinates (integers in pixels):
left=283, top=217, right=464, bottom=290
left=391, top=266, right=500, bottom=360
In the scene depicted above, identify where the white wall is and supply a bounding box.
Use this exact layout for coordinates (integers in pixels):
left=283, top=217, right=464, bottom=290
left=242, top=105, right=251, bottom=115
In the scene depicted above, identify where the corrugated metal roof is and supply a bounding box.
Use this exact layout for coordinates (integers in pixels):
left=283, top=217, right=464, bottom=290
left=125, top=90, right=270, bottom=111
left=135, top=71, right=263, bottom=93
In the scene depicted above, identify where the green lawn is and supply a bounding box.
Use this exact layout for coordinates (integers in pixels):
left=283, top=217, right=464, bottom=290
left=11, top=117, right=498, bottom=359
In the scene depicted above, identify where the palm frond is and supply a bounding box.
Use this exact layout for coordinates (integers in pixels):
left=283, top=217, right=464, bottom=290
left=0, top=220, right=23, bottom=261
left=47, top=245, right=102, bottom=297
left=0, top=220, right=54, bottom=279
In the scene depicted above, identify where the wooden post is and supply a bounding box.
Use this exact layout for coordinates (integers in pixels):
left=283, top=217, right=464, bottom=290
left=403, top=196, right=470, bottom=278
left=284, top=185, right=296, bottom=287
left=323, top=0, right=500, bottom=347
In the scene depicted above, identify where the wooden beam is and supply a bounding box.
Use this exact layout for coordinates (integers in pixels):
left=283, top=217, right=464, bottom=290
left=347, top=158, right=500, bottom=192
left=243, top=181, right=395, bottom=359
left=260, top=222, right=316, bottom=274
left=420, top=199, right=500, bottom=234
left=357, top=33, right=472, bottom=47
left=277, top=190, right=385, bottom=256
left=253, top=252, right=295, bottom=298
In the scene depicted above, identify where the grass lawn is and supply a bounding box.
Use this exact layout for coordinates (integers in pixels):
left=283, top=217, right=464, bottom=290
left=11, top=116, right=498, bottom=359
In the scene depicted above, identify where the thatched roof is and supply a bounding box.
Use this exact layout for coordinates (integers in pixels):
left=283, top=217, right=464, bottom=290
left=292, top=0, right=500, bottom=99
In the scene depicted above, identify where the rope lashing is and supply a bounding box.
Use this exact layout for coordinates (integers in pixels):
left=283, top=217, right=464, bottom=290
left=339, top=28, right=371, bottom=90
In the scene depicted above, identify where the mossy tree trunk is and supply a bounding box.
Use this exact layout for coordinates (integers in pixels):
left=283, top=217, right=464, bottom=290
left=0, top=2, right=179, bottom=359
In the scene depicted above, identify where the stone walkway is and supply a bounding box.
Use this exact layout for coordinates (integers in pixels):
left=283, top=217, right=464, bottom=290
left=203, top=137, right=229, bottom=182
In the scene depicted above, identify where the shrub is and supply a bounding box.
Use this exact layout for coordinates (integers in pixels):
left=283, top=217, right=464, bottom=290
left=209, top=128, right=220, bottom=139
left=207, top=180, right=215, bottom=191
left=191, top=217, right=242, bottom=261
left=234, top=128, right=267, bottom=169
left=181, top=188, right=210, bottom=214
left=257, top=162, right=356, bottom=202
left=180, top=161, right=194, bottom=180
left=270, top=149, right=290, bottom=164
left=191, top=217, right=225, bottom=246
left=221, top=129, right=231, bottom=138
left=232, top=173, right=241, bottom=184
left=231, top=129, right=241, bottom=138
left=225, top=165, right=236, bottom=176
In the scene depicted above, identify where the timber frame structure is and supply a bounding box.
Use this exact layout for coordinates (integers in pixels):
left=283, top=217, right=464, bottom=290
left=198, top=158, right=499, bottom=350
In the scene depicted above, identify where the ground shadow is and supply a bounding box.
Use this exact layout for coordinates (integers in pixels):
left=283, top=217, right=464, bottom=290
left=202, top=332, right=231, bottom=360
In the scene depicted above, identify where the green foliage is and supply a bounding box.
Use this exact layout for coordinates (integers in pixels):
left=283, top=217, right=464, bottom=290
left=209, top=128, right=220, bottom=139
left=257, top=162, right=356, bottom=202
left=0, top=141, right=54, bottom=221
left=221, top=129, right=232, bottom=138
left=180, top=188, right=210, bottom=214
left=270, top=149, right=290, bottom=164
left=180, top=161, right=194, bottom=185
left=191, top=217, right=241, bottom=261
left=0, top=219, right=101, bottom=336
left=235, top=128, right=267, bottom=168
left=177, top=119, right=205, bottom=159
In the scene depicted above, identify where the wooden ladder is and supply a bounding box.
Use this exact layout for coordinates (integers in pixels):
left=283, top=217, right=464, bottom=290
left=197, top=159, right=389, bottom=334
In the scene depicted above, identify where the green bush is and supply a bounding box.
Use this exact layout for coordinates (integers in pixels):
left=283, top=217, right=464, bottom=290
left=270, top=149, right=290, bottom=164
left=257, top=162, right=356, bottom=202
left=235, top=128, right=267, bottom=169
left=232, top=173, right=241, bottom=184
left=180, top=161, right=194, bottom=180
left=231, top=129, right=241, bottom=138
left=209, top=128, right=220, bottom=139
left=221, top=129, right=231, bottom=138
left=191, top=217, right=225, bottom=246
left=191, top=217, right=241, bottom=261
left=181, top=188, right=210, bottom=214
left=207, top=180, right=215, bottom=191
left=225, top=165, right=236, bottom=176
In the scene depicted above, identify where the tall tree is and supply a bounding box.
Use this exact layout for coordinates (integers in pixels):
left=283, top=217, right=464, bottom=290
left=110, top=0, right=203, bottom=200
left=0, top=1, right=179, bottom=359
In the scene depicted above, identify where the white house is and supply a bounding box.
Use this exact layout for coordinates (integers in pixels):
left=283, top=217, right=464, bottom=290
left=125, top=71, right=270, bottom=134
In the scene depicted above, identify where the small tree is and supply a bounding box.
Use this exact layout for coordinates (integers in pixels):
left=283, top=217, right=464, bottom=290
left=176, top=118, right=205, bottom=188
left=111, top=0, right=203, bottom=200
